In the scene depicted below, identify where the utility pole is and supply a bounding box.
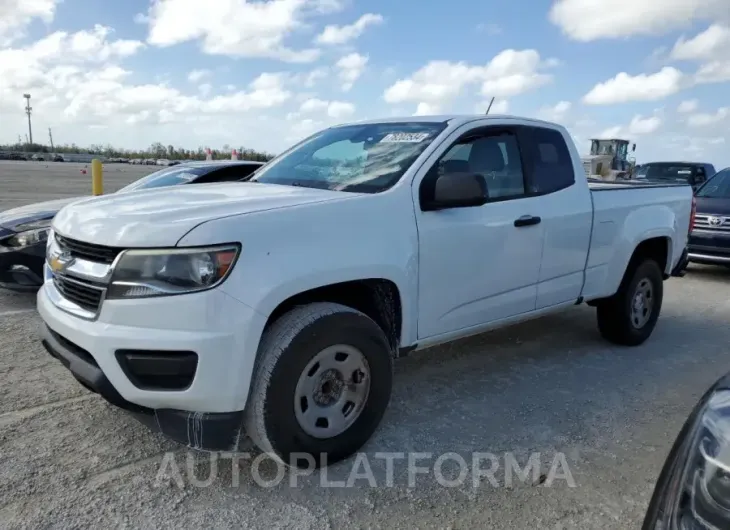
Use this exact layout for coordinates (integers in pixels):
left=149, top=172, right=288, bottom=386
left=23, top=94, right=33, bottom=146
left=485, top=96, right=495, bottom=115
left=48, top=128, right=54, bottom=152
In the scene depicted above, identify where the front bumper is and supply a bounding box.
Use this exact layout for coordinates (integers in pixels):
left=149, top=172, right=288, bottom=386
left=688, top=229, right=730, bottom=265
left=37, top=276, right=268, bottom=450
left=0, top=241, right=45, bottom=292
left=41, top=323, right=245, bottom=451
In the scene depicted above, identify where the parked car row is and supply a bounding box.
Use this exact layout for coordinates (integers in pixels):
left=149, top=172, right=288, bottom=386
left=21, top=115, right=696, bottom=467
left=128, top=158, right=181, bottom=166
left=0, top=160, right=263, bottom=291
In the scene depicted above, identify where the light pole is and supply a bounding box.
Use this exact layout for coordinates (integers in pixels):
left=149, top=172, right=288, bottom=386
left=23, top=93, right=33, bottom=146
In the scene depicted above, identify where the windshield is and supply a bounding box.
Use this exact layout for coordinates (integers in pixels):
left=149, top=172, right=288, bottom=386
left=249, top=121, right=447, bottom=193
left=696, top=169, right=730, bottom=198
left=635, top=163, right=698, bottom=182
left=118, top=166, right=209, bottom=193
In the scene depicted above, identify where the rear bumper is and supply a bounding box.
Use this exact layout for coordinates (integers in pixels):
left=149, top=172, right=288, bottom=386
left=41, top=323, right=245, bottom=451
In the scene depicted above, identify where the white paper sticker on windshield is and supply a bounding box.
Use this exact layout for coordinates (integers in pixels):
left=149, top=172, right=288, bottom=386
left=380, top=132, right=430, bottom=143
left=677, top=170, right=692, bottom=174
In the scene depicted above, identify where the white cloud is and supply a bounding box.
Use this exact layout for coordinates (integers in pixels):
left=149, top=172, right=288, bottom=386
left=0, top=0, right=58, bottom=45
left=671, top=24, right=730, bottom=61
left=694, top=61, right=730, bottom=84
left=299, top=98, right=355, bottom=118
left=315, top=13, right=383, bottom=45
left=476, top=23, right=502, bottom=35
left=628, top=115, right=662, bottom=135
left=549, top=0, right=729, bottom=41
left=336, top=52, right=368, bottom=91
left=536, top=100, right=571, bottom=122
left=0, top=26, right=294, bottom=143
left=198, top=83, right=212, bottom=96
left=383, top=50, right=554, bottom=109
left=687, top=107, right=729, bottom=127
left=300, top=98, right=329, bottom=112
left=596, top=114, right=662, bottom=139
left=677, top=99, right=699, bottom=113
left=669, top=24, right=730, bottom=85
left=142, top=0, right=341, bottom=62
left=187, top=69, right=210, bottom=83
left=326, top=101, right=355, bottom=118
left=583, top=67, right=684, bottom=105
left=414, top=102, right=441, bottom=116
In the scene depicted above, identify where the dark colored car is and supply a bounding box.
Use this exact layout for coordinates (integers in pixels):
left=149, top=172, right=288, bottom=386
left=643, top=370, right=730, bottom=529
left=0, top=160, right=263, bottom=292
left=687, top=167, right=730, bottom=267
left=635, top=161, right=716, bottom=191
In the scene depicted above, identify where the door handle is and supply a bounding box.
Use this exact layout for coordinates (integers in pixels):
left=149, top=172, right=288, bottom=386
left=514, top=215, right=541, bottom=227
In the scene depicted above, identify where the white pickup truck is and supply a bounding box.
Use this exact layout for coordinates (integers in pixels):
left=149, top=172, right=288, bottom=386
left=38, top=115, right=693, bottom=467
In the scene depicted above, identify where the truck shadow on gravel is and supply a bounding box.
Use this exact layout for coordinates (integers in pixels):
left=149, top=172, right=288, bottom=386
left=145, top=304, right=726, bottom=501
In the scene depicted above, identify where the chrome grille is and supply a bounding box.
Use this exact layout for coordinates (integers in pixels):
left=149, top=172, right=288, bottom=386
left=52, top=275, right=105, bottom=313
left=56, top=234, right=122, bottom=264
left=694, top=214, right=730, bottom=232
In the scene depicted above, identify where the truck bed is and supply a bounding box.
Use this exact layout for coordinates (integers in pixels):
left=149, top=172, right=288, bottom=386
left=581, top=179, right=694, bottom=301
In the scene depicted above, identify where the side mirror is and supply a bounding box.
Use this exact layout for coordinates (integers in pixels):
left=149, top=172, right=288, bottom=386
left=423, top=172, right=489, bottom=211
left=643, top=372, right=730, bottom=529
left=632, top=144, right=636, bottom=152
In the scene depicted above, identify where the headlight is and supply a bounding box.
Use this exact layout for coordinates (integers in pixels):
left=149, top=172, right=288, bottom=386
left=3, top=220, right=52, bottom=248
left=107, top=244, right=240, bottom=299
left=644, top=378, right=730, bottom=529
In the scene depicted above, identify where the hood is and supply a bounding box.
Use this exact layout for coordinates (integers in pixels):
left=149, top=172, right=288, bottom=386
left=695, top=196, right=730, bottom=216
left=52, top=182, right=351, bottom=247
left=0, top=196, right=86, bottom=231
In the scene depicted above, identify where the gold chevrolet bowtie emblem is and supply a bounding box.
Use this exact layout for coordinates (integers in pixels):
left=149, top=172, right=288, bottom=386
left=49, top=251, right=74, bottom=273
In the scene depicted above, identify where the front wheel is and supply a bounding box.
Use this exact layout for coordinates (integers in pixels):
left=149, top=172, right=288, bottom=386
left=245, top=302, right=393, bottom=468
left=597, top=259, right=664, bottom=346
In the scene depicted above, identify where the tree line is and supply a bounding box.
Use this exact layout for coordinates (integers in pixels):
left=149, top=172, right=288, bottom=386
left=0, top=141, right=275, bottom=162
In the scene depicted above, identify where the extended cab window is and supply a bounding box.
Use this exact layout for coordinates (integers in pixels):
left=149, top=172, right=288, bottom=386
left=524, top=127, right=575, bottom=194
left=438, top=133, right=525, bottom=200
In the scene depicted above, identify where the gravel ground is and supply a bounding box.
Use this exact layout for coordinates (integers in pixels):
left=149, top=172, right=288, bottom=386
left=2, top=161, right=730, bottom=529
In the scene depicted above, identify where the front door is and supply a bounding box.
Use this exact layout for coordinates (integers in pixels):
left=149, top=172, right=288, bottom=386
left=414, top=127, right=545, bottom=339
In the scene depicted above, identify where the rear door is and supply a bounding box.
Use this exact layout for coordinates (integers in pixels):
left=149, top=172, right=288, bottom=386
left=518, top=126, right=593, bottom=309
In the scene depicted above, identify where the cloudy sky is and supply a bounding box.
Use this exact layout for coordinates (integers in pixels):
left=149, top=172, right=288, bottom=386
left=0, top=0, right=728, bottom=166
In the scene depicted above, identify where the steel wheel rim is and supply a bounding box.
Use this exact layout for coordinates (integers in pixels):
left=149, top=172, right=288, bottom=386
left=294, top=344, right=371, bottom=439
left=631, top=278, right=654, bottom=329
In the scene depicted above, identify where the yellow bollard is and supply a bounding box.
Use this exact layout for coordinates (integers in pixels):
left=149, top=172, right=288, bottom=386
left=91, top=159, right=103, bottom=195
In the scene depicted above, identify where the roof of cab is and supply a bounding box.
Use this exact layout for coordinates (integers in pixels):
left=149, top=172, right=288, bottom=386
left=336, top=114, right=563, bottom=129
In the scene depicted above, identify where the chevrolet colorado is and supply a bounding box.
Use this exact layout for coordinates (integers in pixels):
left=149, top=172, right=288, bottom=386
left=38, top=115, right=694, bottom=467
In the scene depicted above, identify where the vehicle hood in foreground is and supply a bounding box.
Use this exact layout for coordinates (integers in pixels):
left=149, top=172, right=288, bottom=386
left=52, top=182, right=351, bottom=247
left=0, top=197, right=85, bottom=231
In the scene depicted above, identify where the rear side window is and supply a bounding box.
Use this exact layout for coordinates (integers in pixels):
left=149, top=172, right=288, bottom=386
left=523, top=127, right=575, bottom=194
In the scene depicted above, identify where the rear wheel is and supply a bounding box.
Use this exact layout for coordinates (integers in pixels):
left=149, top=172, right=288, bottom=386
left=245, top=302, right=393, bottom=468
left=597, top=259, right=664, bottom=346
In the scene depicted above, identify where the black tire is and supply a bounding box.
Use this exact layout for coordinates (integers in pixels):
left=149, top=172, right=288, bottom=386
left=596, top=259, right=664, bottom=346
left=244, top=302, right=393, bottom=468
